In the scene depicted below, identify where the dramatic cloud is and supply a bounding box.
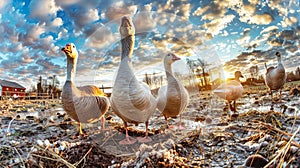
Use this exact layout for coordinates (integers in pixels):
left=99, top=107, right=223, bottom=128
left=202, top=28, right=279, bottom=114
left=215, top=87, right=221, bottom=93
left=133, top=4, right=156, bottom=33
left=202, top=15, right=235, bottom=36
left=29, top=0, right=60, bottom=21
left=104, top=1, right=137, bottom=21
left=0, top=0, right=299, bottom=89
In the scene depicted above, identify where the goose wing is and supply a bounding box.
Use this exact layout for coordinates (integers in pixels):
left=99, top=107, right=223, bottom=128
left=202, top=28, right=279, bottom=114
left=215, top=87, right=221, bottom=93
left=72, top=95, right=109, bottom=123
left=214, top=81, right=243, bottom=101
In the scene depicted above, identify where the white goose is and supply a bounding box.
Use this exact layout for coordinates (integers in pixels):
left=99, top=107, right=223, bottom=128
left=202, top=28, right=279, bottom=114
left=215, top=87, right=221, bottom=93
left=110, top=16, right=157, bottom=145
left=213, top=71, right=244, bottom=114
left=265, top=52, right=286, bottom=102
left=61, top=43, right=110, bottom=135
left=157, top=53, right=189, bottom=130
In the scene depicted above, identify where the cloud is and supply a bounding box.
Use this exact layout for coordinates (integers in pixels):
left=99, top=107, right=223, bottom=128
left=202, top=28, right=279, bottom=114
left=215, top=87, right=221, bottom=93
left=18, top=23, right=46, bottom=46
left=251, top=13, right=274, bottom=25
left=133, top=4, right=156, bottom=33
left=236, top=3, right=274, bottom=25
left=202, top=15, right=235, bottom=36
left=50, top=17, right=63, bottom=27
left=85, top=24, right=119, bottom=50
left=55, top=0, right=81, bottom=6
left=103, top=1, right=137, bottom=21
left=157, top=0, right=191, bottom=21
left=62, top=6, right=100, bottom=32
left=0, top=0, right=11, bottom=11
left=57, top=28, right=68, bottom=40
left=29, top=0, right=60, bottom=21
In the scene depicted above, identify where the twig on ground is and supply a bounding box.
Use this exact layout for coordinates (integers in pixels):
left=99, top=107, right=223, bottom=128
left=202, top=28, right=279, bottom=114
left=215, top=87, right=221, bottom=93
left=99, top=131, right=118, bottom=147
left=264, top=127, right=300, bottom=168
left=253, top=120, right=299, bottom=138
left=6, top=116, right=16, bottom=135
left=73, top=146, right=93, bottom=167
left=34, top=145, right=76, bottom=168
left=13, top=146, right=25, bottom=167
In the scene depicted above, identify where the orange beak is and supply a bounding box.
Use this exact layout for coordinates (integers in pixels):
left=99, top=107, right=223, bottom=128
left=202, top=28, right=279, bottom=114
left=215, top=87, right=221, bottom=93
left=61, top=44, right=71, bottom=54
left=172, top=54, right=181, bottom=61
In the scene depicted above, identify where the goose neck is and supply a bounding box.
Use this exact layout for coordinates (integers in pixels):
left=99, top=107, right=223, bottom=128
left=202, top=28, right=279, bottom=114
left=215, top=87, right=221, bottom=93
left=234, top=77, right=241, bottom=82
left=66, top=58, right=77, bottom=82
left=164, top=63, right=174, bottom=78
left=277, top=56, right=282, bottom=63
left=121, top=35, right=134, bottom=61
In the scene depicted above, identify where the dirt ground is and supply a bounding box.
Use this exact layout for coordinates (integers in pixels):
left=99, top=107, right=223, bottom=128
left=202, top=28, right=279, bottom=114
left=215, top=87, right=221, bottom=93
left=0, top=83, right=299, bottom=167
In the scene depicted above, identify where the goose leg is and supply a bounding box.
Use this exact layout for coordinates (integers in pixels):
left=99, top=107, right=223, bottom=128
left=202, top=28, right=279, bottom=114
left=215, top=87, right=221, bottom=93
left=233, top=100, right=236, bottom=112
left=101, top=116, right=105, bottom=130
left=168, top=115, right=186, bottom=131
left=119, top=122, right=136, bottom=145
left=279, top=89, right=282, bottom=102
left=177, top=115, right=186, bottom=130
left=78, top=122, right=84, bottom=135
left=164, top=114, right=170, bottom=128
left=228, top=101, right=234, bottom=111
left=137, top=121, right=152, bottom=143
left=270, top=90, right=273, bottom=102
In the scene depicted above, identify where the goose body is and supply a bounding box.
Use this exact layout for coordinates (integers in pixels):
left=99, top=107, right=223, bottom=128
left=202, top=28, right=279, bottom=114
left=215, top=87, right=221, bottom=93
left=61, top=43, right=110, bottom=135
left=265, top=52, right=286, bottom=101
left=157, top=53, right=189, bottom=129
left=214, top=71, right=244, bottom=113
left=110, top=16, right=157, bottom=144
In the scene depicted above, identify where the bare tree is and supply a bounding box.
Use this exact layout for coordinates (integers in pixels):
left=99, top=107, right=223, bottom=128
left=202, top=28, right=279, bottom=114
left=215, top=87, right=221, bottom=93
left=197, top=58, right=209, bottom=87
left=249, top=65, right=259, bottom=79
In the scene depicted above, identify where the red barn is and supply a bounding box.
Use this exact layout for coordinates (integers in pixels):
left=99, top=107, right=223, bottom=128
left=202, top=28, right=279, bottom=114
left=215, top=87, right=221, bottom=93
left=0, top=79, right=26, bottom=99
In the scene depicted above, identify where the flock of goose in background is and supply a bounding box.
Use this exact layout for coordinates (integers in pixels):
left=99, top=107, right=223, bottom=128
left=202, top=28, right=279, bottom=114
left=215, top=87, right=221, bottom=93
left=60, top=16, right=286, bottom=145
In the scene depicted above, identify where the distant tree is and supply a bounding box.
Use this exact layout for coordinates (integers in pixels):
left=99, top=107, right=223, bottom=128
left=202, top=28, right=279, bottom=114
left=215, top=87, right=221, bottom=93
left=197, top=58, right=209, bottom=87
left=37, top=76, right=43, bottom=97
left=29, top=84, right=37, bottom=92
left=249, top=65, right=259, bottom=79
left=186, top=58, right=193, bottom=73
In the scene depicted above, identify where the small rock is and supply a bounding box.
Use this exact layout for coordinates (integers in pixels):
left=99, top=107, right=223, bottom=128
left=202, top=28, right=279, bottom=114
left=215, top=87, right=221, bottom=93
left=260, top=141, right=269, bottom=148
left=36, top=139, right=44, bottom=147
left=244, top=154, right=268, bottom=168
left=290, top=146, right=298, bottom=154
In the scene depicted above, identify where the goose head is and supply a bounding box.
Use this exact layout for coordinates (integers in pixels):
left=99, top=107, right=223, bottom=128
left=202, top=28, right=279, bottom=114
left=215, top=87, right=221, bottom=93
left=119, top=16, right=135, bottom=39
left=164, top=53, right=181, bottom=65
left=61, top=43, right=78, bottom=59
left=275, top=51, right=282, bottom=62
left=234, top=71, right=244, bottom=81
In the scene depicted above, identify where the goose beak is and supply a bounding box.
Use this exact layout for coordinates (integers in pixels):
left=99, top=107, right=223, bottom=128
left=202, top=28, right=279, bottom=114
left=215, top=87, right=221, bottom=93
left=172, top=54, right=181, bottom=61
left=61, top=44, right=71, bottom=54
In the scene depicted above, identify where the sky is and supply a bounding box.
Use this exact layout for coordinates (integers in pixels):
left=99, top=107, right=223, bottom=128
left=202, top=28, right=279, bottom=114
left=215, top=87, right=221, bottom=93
left=0, top=0, right=299, bottom=90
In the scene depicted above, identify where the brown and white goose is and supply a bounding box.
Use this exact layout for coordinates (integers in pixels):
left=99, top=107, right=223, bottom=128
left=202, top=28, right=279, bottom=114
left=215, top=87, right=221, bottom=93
left=213, top=71, right=244, bottom=114
left=61, top=43, right=110, bottom=135
left=265, top=52, right=286, bottom=102
left=157, top=53, right=189, bottom=130
left=110, top=16, right=157, bottom=144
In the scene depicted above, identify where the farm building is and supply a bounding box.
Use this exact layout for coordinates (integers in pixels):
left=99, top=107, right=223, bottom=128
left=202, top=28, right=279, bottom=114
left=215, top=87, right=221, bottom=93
left=0, top=79, right=26, bottom=99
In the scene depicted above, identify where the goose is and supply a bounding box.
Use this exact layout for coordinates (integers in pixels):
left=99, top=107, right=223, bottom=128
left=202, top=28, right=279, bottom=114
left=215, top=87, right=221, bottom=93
left=110, top=16, right=157, bottom=145
left=213, top=71, right=244, bottom=114
left=157, top=53, right=189, bottom=130
left=265, top=52, right=286, bottom=102
left=61, top=43, right=110, bottom=135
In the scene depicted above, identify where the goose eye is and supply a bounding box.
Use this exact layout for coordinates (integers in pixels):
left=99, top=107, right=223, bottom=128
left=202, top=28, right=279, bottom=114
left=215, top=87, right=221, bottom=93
left=73, top=45, right=75, bottom=48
